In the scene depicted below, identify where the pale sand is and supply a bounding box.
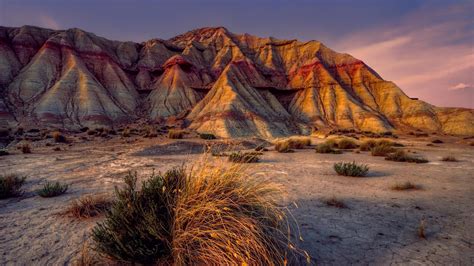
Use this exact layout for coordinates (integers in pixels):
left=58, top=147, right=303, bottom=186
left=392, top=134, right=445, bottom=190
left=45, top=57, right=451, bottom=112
left=1, top=136, right=473, bottom=265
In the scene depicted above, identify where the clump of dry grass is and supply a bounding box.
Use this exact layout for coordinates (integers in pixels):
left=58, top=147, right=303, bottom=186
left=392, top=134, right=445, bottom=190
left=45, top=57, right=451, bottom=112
left=37, top=181, right=68, bottom=197
left=323, top=196, right=347, bottom=208
left=275, top=136, right=311, bottom=152
left=370, top=143, right=395, bottom=156
left=64, top=194, right=112, bottom=218
left=0, top=174, right=26, bottom=199
left=391, top=181, right=420, bottom=191
left=274, top=140, right=293, bottom=153
left=52, top=131, right=68, bottom=143
left=228, top=151, right=261, bottom=163
left=431, top=139, right=443, bottom=144
left=21, top=143, right=31, bottom=154
left=336, top=138, right=358, bottom=149
left=359, top=139, right=377, bottom=151
left=199, top=133, right=216, bottom=140
left=385, top=150, right=429, bottom=163
left=315, top=143, right=342, bottom=154
left=418, top=218, right=426, bottom=239
left=168, top=129, right=185, bottom=139
left=441, top=156, right=458, bottom=162
left=92, top=162, right=305, bottom=265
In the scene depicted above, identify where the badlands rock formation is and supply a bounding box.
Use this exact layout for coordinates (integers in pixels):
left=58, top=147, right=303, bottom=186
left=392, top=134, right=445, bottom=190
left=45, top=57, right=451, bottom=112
left=0, top=25, right=473, bottom=137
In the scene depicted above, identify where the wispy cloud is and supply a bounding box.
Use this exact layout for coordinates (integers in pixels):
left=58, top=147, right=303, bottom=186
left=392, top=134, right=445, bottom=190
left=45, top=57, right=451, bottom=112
left=38, top=14, right=60, bottom=30
left=449, top=83, right=473, bottom=91
left=333, top=3, right=474, bottom=108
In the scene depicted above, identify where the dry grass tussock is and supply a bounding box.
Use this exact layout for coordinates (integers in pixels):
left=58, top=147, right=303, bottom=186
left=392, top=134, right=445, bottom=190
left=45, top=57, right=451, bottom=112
left=391, top=181, right=420, bottom=191
left=324, top=137, right=358, bottom=149
left=168, top=129, right=185, bottom=139
left=91, top=158, right=308, bottom=265
left=274, top=136, right=311, bottom=152
left=64, top=194, right=112, bottom=218
left=441, top=155, right=458, bottom=162
left=0, top=174, right=26, bottom=199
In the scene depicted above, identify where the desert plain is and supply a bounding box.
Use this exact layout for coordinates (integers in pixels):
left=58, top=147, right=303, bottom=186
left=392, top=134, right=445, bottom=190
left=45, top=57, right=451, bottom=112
left=1, top=132, right=473, bottom=265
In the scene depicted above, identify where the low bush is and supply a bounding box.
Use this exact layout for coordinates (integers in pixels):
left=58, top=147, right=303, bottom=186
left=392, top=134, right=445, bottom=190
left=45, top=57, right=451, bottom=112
left=228, top=152, right=260, bottom=163
left=37, top=181, right=68, bottom=197
left=391, top=181, right=420, bottom=191
left=92, top=166, right=301, bottom=265
left=315, top=143, right=342, bottom=154
left=333, top=161, right=369, bottom=177
left=168, top=129, right=184, bottom=139
left=65, top=194, right=111, bottom=218
left=385, top=150, right=429, bottom=163
left=441, top=156, right=458, bottom=162
left=199, top=133, right=216, bottom=140
left=87, top=129, right=96, bottom=136
left=0, top=149, right=9, bottom=156
left=0, top=174, right=26, bottom=199
left=431, top=139, right=443, bottom=144
left=52, top=131, right=67, bottom=143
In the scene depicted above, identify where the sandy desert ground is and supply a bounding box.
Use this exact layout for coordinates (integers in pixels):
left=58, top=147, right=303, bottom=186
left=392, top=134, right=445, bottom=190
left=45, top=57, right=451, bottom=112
left=1, top=134, right=473, bottom=265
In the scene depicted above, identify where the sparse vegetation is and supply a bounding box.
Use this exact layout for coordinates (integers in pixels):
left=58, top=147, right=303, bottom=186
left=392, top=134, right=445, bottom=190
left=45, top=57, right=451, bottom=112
left=441, top=156, right=458, bottom=162
left=228, top=151, right=260, bottom=163
left=391, top=181, right=420, bottom=191
left=431, top=139, right=443, bottom=144
left=418, top=218, right=426, bottom=239
left=64, top=194, right=112, bottom=218
left=122, top=128, right=131, bottom=138
left=91, top=166, right=300, bottom=265
left=168, top=129, right=185, bottom=139
left=359, top=139, right=377, bottom=151
left=0, top=174, right=26, bottom=199
left=21, top=143, right=31, bottom=154
left=334, top=161, right=369, bottom=177
left=37, top=181, right=69, bottom=197
left=370, top=143, right=395, bottom=156
left=52, top=131, right=67, bottom=143
left=385, top=150, right=429, bottom=163
left=199, top=133, right=216, bottom=140
left=315, top=143, right=342, bottom=154
left=0, top=149, right=9, bottom=156
left=274, top=140, right=293, bottom=153
left=323, top=196, right=347, bottom=208
left=336, top=138, right=358, bottom=149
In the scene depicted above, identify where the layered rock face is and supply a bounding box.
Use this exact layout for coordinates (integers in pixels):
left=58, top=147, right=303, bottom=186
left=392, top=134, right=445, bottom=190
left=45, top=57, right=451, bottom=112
left=0, top=25, right=473, bottom=137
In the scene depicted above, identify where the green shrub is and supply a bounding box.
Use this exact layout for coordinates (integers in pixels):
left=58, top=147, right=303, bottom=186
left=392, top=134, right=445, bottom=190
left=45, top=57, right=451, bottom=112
left=228, top=152, right=260, bottom=163
left=334, top=161, right=369, bottom=177
left=315, top=143, right=342, bottom=154
left=385, top=150, right=429, bottom=163
left=0, top=174, right=26, bottom=199
left=199, top=133, right=216, bottom=140
left=37, top=181, right=69, bottom=197
left=92, top=166, right=298, bottom=265
left=168, top=129, right=184, bottom=139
